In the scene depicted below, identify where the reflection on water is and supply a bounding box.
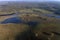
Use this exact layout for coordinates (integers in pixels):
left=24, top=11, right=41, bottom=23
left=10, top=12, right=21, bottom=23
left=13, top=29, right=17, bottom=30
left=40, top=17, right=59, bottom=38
left=44, top=14, right=60, bottom=18
left=1, top=17, right=24, bottom=24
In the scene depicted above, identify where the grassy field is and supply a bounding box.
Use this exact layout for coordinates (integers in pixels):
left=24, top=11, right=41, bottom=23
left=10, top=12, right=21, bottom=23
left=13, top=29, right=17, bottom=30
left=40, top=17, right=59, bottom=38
left=0, top=2, right=60, bottom=40
left=0, top=23, right=29, bottom=40
left=0, top=8, right=60, bottom=40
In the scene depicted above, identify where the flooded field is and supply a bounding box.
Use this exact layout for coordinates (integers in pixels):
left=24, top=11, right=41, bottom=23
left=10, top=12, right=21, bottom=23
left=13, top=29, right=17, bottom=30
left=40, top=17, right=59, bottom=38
left=0, top=1, right=60, bottom=40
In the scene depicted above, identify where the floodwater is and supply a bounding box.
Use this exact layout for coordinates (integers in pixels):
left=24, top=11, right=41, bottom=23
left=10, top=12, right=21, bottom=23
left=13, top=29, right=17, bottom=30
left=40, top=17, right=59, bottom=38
left=43, top=13, right=60, bottom=18
left=0, top=13, right=60, bottom=24
left=1, top=17, right=24, bottom=24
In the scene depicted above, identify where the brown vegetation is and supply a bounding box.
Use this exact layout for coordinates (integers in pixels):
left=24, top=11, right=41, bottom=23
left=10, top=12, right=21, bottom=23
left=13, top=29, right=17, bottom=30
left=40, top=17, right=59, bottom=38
left=0, top=23, right=29, bottom=40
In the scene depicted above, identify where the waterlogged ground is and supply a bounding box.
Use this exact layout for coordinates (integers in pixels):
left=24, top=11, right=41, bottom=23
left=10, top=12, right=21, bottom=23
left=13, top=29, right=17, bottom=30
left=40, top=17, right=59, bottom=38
left=0, top=7, right=60, bottom=40
left=0, top=13, right=60, bottom=40
left=0, top=1, right=60, bottom=40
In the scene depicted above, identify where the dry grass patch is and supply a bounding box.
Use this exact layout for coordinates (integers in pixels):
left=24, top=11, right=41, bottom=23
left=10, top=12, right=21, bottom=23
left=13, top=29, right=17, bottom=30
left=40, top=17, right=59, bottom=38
left=0, top=23, right=29, bottom=40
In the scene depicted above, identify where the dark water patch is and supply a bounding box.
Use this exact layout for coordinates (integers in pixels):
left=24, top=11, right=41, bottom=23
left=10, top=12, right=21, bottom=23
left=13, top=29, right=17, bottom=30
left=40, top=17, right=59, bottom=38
left=54, top=10, right=60, bottom=15
left=52, top=32, right=60, bottom=35
left=44, top=14, right=60, bottom=18
left=1, top=17, right=38, bottom=27
left=1, top=17, right=24, bottom=24
left=44, top=14, right=55, bottom=17
left=26, top=21, right=38, bottom=29
left=55, top=16, right=60, bottom=18
left=42, top=32, right=51, bottom=35
left=0, top=13, right=15, bottom=16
